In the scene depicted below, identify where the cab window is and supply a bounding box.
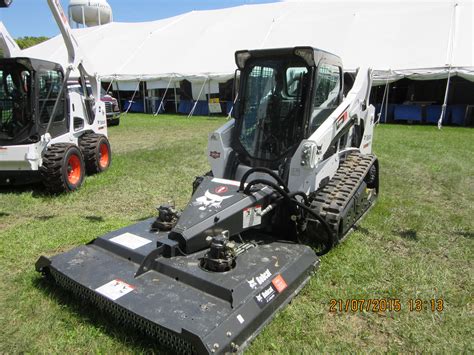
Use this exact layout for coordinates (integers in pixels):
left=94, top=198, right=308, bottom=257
left=38, top=70, right=65, bottom=124
left=309, top=63, right=341, bottom=132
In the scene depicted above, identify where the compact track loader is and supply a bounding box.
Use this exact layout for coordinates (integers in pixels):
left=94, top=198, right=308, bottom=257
left=36, top=47, right=379, bottom=353
left=0, top=1, right=111, bottom=192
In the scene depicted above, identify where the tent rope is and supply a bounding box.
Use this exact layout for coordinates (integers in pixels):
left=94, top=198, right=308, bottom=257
left=154, top=77, right=173, bottom=116
left=375, top=72, right=390, bottom=125
left=226, top=93, right=239, bottom=120
left=438, top=1, right=458, bottom=129
left=188, top=78, right=208, bottom=118
left=124, top=79, right=141, bottom=115
left=105, top=78, right=114, bottom=93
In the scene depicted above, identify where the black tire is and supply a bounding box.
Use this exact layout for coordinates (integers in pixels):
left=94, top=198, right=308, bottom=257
left=107, top=118, right=120, bottom=126
left=40, top=144, right=85, bottom=193
left=79, top=133, right=112, bottom=174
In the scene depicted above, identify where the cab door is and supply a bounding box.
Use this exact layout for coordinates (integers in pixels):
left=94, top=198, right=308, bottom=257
left=37, top=69, right=68, bottom=138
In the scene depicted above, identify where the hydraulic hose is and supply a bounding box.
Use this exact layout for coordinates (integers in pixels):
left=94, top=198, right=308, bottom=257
left=242, top=177, right=335, bottom=255
left=239, top=167, right=289, bottom=192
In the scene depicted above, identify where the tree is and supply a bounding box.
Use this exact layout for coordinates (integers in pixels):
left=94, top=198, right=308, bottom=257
left=15, top=36, right=49, bottom=49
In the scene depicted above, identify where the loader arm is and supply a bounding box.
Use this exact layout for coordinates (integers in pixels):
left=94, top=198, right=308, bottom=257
left=47, top=0, right=101, bottom=103
left=288, top=67, right=374, bottom=192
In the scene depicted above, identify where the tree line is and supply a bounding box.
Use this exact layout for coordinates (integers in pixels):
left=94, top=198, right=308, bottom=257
left=0, top=36, right=49, bottom=57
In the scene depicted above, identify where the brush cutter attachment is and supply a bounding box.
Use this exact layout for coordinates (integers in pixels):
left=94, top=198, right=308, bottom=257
left=36, top=176, right=319, bottom=353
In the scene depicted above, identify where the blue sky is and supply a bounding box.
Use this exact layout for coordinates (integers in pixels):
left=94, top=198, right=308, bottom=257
left=0, top=0, right=278, bottom=38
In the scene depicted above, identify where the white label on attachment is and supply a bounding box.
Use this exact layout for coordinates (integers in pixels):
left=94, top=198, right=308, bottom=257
left=95, top=279, right=135, bottom=301
left=237, top=314, right=245, bottom=324
left=242, top=205, right=262, bottom=229
left=110, top=232, right=152, bottom=250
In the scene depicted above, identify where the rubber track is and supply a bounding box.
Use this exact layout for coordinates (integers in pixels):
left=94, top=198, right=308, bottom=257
left=310, top=152, right=377, bottom=243
left=40, top=143, right=77, bottom=193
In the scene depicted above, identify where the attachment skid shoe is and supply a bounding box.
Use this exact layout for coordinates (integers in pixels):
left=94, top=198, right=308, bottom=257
left=40, top=143, right=85, bottom=193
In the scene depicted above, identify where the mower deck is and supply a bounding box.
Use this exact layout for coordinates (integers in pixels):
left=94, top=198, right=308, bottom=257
left=37, top=218, right=318, bottom=354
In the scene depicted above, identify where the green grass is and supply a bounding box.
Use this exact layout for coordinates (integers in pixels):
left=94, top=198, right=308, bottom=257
left=0, top=114, right=472, bottom=353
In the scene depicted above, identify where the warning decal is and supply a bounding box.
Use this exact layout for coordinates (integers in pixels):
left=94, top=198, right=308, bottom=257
left=243, top=205, right=262, bottom=229
left=110, top=233, right=152, bottom=250
left=272, top=274, right=288, bottom=293
left=95, top=279, right=135, bottom=301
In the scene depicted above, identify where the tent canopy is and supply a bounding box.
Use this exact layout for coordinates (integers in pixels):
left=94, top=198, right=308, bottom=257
left=21, top=0, right=474, bottom=85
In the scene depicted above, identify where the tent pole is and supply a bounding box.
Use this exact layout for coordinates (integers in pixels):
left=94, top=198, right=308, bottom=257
left=116, top=78, right=121, bottom=109
left=188, top=79, right=207, bottom=118
left=438, top=71, right=452, bottom=129
left=82, top=6, right=85, bottom=28
left=207, top=80, right=211, bottom=117
left=142, top=81, right=147, bottom=114
left=124, top=80, right=141, bottom=115
left=154, top=77, right=173, bottom=116
left=173, top=81, right=178, bottom=113
left=438, top=1, right=458, bottom=129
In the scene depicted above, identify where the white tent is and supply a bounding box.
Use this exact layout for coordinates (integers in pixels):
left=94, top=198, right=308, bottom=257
left=20, top=0, right=473, bottom=88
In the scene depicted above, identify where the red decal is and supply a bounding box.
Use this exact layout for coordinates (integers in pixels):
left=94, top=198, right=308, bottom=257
left=209, top=151, right=221, bottom=159
left=215, top=186, right=228, bottom=194
left=272, top=274, right=288, bottom=293
left=115, top=279, right=135, bottom=290
left=363, top=143, right=369, bottom=148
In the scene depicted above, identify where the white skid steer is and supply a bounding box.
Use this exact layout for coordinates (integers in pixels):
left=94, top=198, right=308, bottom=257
left=0, top=0, right=111, bottom=193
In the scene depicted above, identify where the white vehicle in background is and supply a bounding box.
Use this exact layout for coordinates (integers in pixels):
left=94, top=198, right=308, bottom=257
left=0, top=0, right=111, bottom=192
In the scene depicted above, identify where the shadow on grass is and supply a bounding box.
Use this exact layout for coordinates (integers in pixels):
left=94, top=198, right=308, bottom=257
left=134, top=215, right=155, bottom=222
left=36, top=215, right=55, bottom=221
left=0, top=211, right=10, bottom=217
left=0, top=182, right=51, bottom=198
left=454, top=231, right=473, bottom=239
left=33, top=275, right=173, bottom=354
left=393, top=229, right=418, bottom=241
left=353, top=225, right=370, bottom=235
left=85, top=216, right=105, bottom=223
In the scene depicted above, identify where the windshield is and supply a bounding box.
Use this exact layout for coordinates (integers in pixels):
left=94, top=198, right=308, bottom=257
left=0, top=64, right=32, bottom=140
left=238, top=57, right=309, bottom=161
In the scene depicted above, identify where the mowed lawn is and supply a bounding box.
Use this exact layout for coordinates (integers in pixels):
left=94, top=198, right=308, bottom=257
left=0, top=114, right=472, bottom=353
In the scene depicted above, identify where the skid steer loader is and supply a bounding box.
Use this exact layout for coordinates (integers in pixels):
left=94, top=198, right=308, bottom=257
left=36, top=46, right=379, bottom=353
left=0, top=0, right=111, bottom=193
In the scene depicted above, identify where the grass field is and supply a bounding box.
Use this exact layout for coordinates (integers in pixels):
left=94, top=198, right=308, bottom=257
left=0, top=114, right=472, bottom=353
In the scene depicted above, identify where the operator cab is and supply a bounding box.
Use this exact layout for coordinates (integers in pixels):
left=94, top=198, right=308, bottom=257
left=0, top=57, right=67, bottom=146
left=230, top=47, right=343, bottom=176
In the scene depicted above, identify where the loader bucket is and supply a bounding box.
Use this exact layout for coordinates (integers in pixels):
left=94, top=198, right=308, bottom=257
left=36, top=218, right=318, bottom=354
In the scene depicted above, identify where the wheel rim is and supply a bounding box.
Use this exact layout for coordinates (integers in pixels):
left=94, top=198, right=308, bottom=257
left=67, top=154, right=82, bottom=185
left=99, top=143, right=110, bottom=169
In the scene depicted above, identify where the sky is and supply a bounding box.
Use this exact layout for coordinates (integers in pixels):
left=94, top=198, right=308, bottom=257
left=0, top=0, right=279, bottom=38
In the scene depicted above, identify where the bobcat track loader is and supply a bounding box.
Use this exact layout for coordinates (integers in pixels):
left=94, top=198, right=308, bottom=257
left=36, top=46, right=379, bottom=353
left=0, top=0, right=111, bottom=193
